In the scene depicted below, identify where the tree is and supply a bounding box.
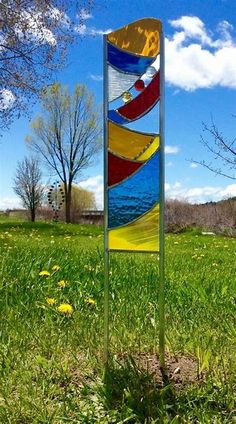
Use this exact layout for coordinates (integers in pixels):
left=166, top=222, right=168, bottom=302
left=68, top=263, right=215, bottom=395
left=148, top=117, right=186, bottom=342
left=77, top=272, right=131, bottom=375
left=0, top=0, right=94, bottom=130
left=192, top=117, right=236, bottom=180
left=27, top=83, right=101, bottom=223
left=13, top=156, right=44, bottom=222
left=70, top=184, right=95, bottom=223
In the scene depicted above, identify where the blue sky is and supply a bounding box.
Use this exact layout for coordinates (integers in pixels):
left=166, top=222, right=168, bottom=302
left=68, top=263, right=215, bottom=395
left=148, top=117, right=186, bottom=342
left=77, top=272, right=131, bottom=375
left=1, top=0, right=236, bottom=209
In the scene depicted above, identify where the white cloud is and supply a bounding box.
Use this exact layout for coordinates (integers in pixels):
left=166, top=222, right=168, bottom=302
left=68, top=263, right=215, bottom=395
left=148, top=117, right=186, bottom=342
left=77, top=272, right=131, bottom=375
left=166, top=16, right=236, bottom=90
left=0, top=197, right=21, bottom=210
left=0, top=89, right=16, bottom=110
left=190, top=163, right=198, bottom=168
left=90, top=74, right=103, bottom=82
left=14, top=9, right=57, bottom=46
left=165, top=145, right=179, bottom=154
left=75, top=24, right=112, bottom=37
left=166, top=161, right=173, bottom=167
left=165, top=182, right=236, bottom=203
left=79, top=175, right=103, bottom=209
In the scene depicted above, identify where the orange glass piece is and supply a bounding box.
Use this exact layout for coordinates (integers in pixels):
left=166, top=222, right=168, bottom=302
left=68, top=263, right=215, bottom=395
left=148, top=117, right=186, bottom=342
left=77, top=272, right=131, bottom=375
left=108, top=121, right=159, bottom=160
left=108, top=203, right=159, bottom=252
left=107, top=18, right=162, bottom=57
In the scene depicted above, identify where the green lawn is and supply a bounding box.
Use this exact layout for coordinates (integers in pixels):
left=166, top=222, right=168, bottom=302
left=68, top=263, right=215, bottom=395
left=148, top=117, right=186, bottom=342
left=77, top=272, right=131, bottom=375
left=0, top=220, right=235, bottom=423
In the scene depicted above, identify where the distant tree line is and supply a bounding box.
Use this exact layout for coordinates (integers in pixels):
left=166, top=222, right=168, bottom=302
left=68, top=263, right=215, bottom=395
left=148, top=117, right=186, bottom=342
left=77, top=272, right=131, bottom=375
left=165, top=198, right=236, bottom=236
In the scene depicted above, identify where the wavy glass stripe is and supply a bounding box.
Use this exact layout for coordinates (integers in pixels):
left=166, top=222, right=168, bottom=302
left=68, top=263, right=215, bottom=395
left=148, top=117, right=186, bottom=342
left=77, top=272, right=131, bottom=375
left=108, top=152, right=142, bottom=187
left=108, top=203, right=159, bottom=252
left=116, top=71, right=160, bottom=121
left=108, top=121, right=158, bottom=160
left=136, top=136, right=160, bottom=160
left=108, top=42, right=155, bottom=75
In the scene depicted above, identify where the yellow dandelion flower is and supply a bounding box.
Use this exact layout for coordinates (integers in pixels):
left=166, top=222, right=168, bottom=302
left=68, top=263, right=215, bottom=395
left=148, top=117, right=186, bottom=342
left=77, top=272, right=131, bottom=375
left=46, top=298, right=56, bottom=306
left=57, top=303, right=73, bottom=315
left=57, top=280, right=66, bottom=288
left=39, top=270, right=50, bottom=277
left=85, top=298, right=96, bottom=306
left=52, top=265, right=60, bottom=271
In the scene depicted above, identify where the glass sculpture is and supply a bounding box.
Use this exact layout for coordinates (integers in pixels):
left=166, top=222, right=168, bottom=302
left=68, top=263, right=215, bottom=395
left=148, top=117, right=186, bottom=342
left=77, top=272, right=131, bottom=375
left=104, top=18, right=162, bottom=252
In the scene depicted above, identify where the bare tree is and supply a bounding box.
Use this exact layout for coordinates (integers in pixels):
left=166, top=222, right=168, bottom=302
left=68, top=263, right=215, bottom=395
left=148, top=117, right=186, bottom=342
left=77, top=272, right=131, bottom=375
left=192, top=116, right=236, bottom=180
left=13, top=157, right=44, bottom=222
left=0, top=0, right=94, bottom=130
left=27, top=83, right=101, bottom=223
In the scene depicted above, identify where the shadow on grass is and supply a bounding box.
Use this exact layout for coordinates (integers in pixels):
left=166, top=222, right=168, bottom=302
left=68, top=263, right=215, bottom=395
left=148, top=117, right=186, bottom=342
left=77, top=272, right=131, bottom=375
left=102, top=356, right=177, bottom=422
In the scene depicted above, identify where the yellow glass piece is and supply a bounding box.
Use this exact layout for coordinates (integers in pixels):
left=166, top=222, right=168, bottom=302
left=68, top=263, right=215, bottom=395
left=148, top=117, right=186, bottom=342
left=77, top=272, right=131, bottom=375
left=122, top=91, right=132, bottom=103
left=107, top=18, right=161, bottom=58
left=136, top=136, right=160, bottom=161
left=109, top=121, right=159, bottom=160
left=108, top=204, right=159, bottom=252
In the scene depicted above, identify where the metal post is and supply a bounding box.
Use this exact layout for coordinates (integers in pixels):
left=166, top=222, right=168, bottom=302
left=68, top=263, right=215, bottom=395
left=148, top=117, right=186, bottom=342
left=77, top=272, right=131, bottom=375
left=103, top=35, right=109, bottom=364
left=159, top=28, right=166, bottom=371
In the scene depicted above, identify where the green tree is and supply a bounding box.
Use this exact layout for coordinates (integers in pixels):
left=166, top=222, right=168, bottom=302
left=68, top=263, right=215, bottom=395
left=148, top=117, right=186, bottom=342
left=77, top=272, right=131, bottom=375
left=28, top=83, right=101, bottom=223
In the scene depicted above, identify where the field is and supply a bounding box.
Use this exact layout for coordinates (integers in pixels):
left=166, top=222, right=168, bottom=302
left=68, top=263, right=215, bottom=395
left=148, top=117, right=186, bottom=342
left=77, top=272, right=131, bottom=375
left=0, top=218, right=235, bottom=423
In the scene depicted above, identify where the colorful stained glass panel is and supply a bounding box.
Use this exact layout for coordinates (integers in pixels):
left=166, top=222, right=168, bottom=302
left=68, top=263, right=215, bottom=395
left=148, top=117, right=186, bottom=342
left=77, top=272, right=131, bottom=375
left=105, top=18, right=162, bottom=252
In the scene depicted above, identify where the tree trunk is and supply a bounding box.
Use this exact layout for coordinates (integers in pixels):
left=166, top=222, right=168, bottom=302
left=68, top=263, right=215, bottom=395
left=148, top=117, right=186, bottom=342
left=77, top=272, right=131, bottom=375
left=30, top=208, right=35, bottom=222
left=65, top=184, right=72, bottom=223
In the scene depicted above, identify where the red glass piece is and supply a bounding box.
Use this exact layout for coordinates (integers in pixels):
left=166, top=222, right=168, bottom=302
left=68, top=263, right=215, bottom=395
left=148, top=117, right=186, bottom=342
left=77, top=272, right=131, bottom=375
left=117, top=72, right=160, bottom=121
left=134, top=79, right=145, bottom=91
left=108, top=152, right=142, bottom=186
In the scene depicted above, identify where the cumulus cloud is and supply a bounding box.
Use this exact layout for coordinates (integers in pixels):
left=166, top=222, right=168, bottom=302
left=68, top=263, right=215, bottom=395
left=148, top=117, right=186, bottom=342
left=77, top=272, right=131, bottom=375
left=165, top=182, right=236, bottom=203
left=190, top=163, right=198, bottom=168
left=166, top=16, right=236, bottom=90
left=79, top=175, right=103, bottom=209
left=165, top=145, right=179, bottom=154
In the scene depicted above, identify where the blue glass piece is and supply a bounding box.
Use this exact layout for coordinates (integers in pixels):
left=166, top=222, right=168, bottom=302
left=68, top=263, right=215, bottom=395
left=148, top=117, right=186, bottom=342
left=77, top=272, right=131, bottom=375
left=108, top=110, right=128, bottom=125
left=108, top=42, right=154, bottom=75
left=108, top=150, right=160, bottom=228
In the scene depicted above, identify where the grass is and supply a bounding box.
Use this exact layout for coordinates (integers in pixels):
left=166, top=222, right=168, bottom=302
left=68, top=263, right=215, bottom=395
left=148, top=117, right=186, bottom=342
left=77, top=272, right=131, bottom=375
left=0, top=219, right=235, bottom=423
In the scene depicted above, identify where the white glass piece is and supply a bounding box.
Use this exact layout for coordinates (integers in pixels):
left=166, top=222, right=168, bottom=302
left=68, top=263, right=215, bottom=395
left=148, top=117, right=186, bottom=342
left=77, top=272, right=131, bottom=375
left=146, top=66, right=156, bottom=78
left=108, top=66, right=137, bottom=102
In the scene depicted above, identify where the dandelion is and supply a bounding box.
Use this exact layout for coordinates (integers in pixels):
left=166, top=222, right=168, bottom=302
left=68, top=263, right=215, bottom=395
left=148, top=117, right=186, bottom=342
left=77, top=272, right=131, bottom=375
left=57, top=303, right=73, bottom=315
left=57, top=280, right=66, bottom=288
left=85, top=298, right=96, bottom=306
left=39, top=270, right=50, bottom=277
left=52, top=265, right=60, bottom=272
left=46, top=298, right=56, bottom=306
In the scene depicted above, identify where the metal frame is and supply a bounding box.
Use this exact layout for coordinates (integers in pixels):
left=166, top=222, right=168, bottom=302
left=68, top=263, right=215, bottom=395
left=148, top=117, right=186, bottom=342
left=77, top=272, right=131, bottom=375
left=103, top=23, right=165, bottom=368
left=103, top=35, right=109, bottom=363
left=158, top=28, right=165, bottom=371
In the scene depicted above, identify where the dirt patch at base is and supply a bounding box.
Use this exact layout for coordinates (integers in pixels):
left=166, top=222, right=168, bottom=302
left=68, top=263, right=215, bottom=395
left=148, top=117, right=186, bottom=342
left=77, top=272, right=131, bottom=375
left=119, top=353, right=201, bottom=388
